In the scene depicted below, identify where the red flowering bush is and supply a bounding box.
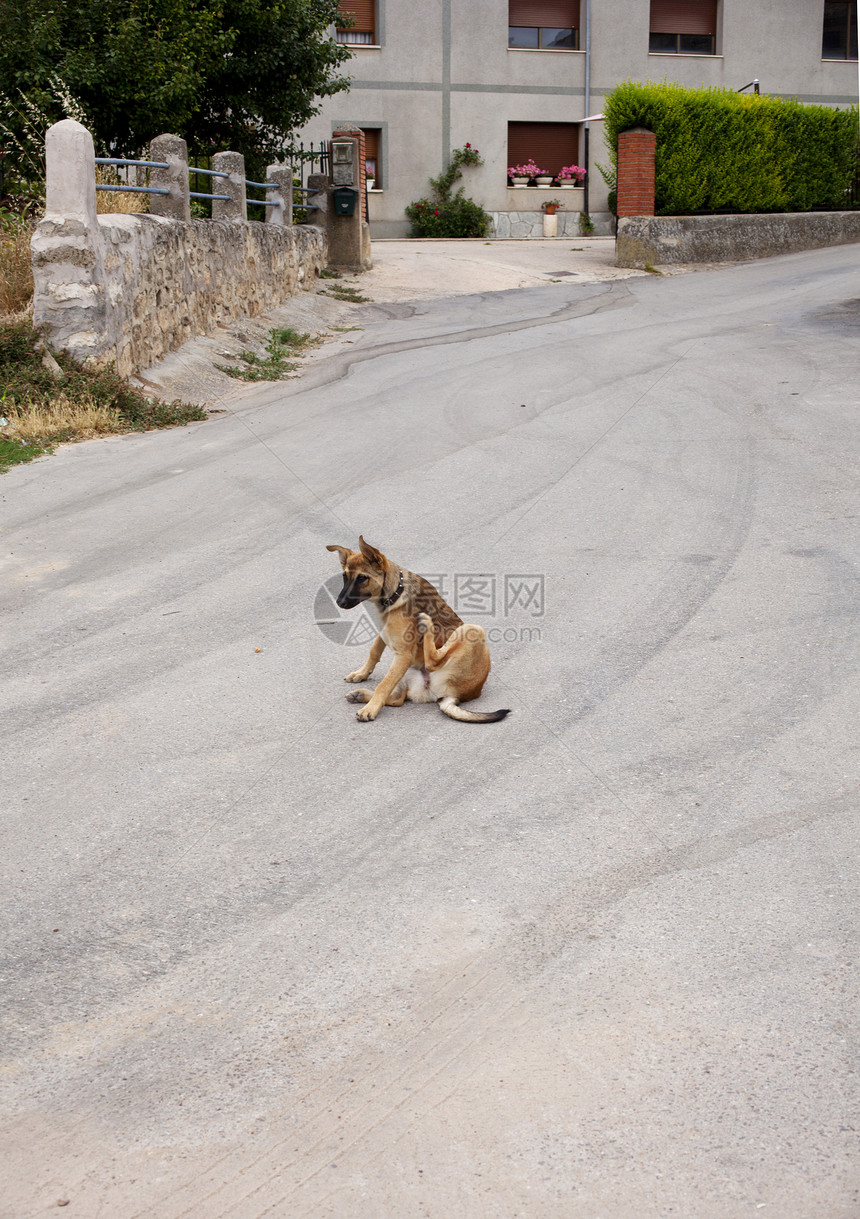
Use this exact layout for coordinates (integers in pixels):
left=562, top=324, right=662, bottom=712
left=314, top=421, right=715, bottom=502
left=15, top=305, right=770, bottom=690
left=405, top=144, right=491, bottom=238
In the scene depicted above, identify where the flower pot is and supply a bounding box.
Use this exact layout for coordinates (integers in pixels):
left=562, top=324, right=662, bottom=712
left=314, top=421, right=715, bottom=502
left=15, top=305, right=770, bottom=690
left=366, top=178, right=375, bottom=191
left=536, top=176, right=553, bottom=187
left=543, top=205, right=558, bottom=215
left=511, top=176, right=528, bottom=187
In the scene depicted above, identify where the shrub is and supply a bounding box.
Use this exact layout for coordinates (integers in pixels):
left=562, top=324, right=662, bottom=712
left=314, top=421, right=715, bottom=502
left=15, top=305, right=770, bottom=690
left=406, top=144, right=491, bottom=238
left=0, top=214, right=33, bottom=315
left=406, top=195, right=491, bottom=238
left=0, top=318, right=205, bottom=432
left=603, top=80, right=859, bottom=216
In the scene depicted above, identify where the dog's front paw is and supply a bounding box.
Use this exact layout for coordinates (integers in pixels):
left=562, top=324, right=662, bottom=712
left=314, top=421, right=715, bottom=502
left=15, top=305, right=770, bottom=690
left=345, top=688, right=371, bottom=704
left=344, top=669, right=369, bottom=683
left=417, top=612, right=433, bottom=635
left=355, top=706, right=379, bottom=722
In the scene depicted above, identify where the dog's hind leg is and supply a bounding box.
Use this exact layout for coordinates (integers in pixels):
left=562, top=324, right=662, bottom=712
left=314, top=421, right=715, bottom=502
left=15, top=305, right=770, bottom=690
left=418, top=613, right=461, bottom=666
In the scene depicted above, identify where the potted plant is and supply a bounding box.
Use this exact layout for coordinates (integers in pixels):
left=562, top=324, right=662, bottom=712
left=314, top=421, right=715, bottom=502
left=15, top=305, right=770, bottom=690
left=508, top=160, right=543, bottom=186
left=542, top=198, right=563, bottom=215
left=557, top=164, right=586, bottom=188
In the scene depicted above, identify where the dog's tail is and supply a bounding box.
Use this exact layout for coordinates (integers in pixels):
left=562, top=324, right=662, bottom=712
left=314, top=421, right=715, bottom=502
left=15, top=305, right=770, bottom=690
left=438, top=696, right=511, bottom=724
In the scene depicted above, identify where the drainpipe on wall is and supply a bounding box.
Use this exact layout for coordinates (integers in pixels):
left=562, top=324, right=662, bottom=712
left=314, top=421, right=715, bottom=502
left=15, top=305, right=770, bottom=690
left=583, top=0, right=591, bottom=217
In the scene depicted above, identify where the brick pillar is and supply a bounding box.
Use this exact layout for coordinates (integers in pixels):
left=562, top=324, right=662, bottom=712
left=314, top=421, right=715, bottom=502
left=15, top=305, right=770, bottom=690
left=616, top=126, right=656, bottom=218
left=332, top=125, right=367, bottom=207
left=328, top=125, right=372, bottom=271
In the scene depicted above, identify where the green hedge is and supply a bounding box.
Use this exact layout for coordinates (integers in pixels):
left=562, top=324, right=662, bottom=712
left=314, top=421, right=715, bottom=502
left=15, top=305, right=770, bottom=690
left=603, top=80, right=859, bottom=215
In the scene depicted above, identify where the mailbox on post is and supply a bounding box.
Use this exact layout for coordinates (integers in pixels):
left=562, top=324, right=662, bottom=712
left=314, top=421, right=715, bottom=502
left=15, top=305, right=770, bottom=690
left=325, top=126, right=372, bottom=270
left=333, top=186, right=358, bottom=216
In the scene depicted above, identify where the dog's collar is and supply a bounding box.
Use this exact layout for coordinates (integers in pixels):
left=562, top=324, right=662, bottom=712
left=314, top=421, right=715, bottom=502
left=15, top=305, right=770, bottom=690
left=378, top=569, right=404, bottom=611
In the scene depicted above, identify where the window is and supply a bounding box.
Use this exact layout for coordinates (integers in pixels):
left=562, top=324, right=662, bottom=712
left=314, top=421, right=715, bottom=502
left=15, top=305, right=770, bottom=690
left=337, top=0, right=375, bottom=44
left=822, top=0, right=858, bottom=59
left=509, top=0, right=580, bottom=50
left=507, top=121, right=580, bottom=180
left=649, top=0, right=717, bottom=54
left=362, top=128, right=382, bottom=187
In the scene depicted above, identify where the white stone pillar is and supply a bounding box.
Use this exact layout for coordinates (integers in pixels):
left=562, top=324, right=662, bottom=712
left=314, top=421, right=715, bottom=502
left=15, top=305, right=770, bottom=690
left=44, top=119, right=98, bottom=224
left=149, top=134, right=191, bottom=221
left=31, top=120, right=109, bottom=364
left=542, top=212, right=558, bottom=237
left=265, top=164, right=293, bottom=226
left=212, top=152, right=246, bottom=222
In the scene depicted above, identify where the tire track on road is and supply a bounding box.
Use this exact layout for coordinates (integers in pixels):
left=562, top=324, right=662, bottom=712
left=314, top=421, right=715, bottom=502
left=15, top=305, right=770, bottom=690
left=141, top=792, right=850, bottom=1219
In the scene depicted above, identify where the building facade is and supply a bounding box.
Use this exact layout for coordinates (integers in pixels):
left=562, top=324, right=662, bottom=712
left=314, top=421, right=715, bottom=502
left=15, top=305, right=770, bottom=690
left=297, top=0, right=859, bottom=237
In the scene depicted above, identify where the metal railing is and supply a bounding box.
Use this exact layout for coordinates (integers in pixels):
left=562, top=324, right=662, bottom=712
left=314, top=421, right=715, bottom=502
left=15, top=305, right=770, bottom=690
left=189, top=165, right=230, bottom=203
left=292, top=141, right=329, bottom=213
left=287, top=142, right=329, bottom=216
left=94, top=156, right=170, bottom=196
left=293, top=141, right=330, bottom=189
left=92, top=142, right=337, bottom=221
left=245, top=179, right=282, bottom=210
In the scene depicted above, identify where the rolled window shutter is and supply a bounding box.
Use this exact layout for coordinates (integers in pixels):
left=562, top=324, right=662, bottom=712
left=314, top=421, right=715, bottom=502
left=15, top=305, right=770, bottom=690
left=509, top=0, right=580, bottom=29
left=362, top=128, right=380, bottom=179
left=363, top=129, right=379, bottom=162
left=508, top=122, right=580, bottom=176
left=649, top=0, right=716, bottom=35
left=338, top=0, right=375, bottom=34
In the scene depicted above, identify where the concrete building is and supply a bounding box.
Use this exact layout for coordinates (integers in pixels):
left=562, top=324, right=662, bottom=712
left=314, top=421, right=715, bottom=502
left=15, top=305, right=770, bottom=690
left=297, top=1, right=859, bottom=236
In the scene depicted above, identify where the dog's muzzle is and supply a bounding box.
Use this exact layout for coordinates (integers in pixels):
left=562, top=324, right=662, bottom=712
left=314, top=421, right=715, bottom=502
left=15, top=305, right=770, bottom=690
left=337, top=577, right=367, bottom=609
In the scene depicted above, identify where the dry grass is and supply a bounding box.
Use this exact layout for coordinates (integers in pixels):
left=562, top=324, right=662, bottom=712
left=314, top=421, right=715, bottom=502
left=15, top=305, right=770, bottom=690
left=0, top=225, right=33, bottom=316
left=95, top=168, right=149, bottom=214
left=2, top=392, right=128, bottom=443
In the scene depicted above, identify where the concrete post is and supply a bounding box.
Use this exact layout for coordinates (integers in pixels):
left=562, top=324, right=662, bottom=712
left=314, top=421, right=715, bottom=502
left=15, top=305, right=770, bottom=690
left=149, top=134, right=191, bottom=221
left=31, top=119, right=108, bottom=364
left=616, top=127, right=656, bottom=218
left=265, top=164, right=293, bottom=226
left=327, top=126, right=372, bottom=271
left=44, top=119, right=98, bottom=224
left=307, top=172, right=329, bottom=227
left=212, top=151, right=247, bottom=222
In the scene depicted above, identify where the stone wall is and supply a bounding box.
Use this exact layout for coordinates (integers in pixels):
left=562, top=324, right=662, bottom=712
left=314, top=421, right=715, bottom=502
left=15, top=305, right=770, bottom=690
left=489, top=211, right=584, bottom=238
left=31, top=120, right=327, bottom=376
left=616, top=211, right=860, bottom=268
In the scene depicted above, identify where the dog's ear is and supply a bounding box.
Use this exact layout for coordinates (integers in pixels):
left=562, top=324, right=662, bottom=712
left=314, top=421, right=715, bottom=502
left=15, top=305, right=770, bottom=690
left=326, top=544, right=351, bottom=568
left=358, top=536, right=384, bottom=568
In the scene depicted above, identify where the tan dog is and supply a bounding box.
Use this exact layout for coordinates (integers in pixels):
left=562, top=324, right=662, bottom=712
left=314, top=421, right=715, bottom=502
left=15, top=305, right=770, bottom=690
left=326, top=537, right=511, bottom=723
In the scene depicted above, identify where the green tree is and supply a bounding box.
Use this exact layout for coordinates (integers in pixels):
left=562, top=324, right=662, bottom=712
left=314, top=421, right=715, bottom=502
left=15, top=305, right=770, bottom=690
left=0, top=0, right=352, bottom=173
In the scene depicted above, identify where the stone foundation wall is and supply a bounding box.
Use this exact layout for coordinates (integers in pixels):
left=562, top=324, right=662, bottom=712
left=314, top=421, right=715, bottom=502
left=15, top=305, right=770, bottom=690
left=33, top=213, right=326, bottom=377
left=616, top=211, right=860, bottom=268
left=489, top=211, right=584, bottom=238
left=31, top=120, right=328, bottom=377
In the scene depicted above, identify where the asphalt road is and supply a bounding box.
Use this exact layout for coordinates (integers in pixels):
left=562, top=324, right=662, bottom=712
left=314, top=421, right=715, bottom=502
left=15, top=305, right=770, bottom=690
left=2, top=245, right=859, bottom=1217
